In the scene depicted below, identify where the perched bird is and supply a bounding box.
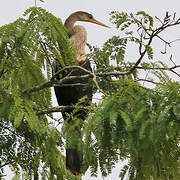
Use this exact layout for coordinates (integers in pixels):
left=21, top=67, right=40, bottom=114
left=54, top=11, right=109, bottom=175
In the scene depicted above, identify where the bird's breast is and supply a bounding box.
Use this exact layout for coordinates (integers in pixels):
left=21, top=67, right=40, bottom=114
left=69, top=25, right=87, bottom=62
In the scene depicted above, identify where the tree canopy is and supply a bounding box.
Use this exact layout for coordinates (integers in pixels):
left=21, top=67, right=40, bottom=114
left=0, top=5, right=179, bottom=180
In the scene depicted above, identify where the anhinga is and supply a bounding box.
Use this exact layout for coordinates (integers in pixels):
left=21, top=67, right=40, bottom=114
left=54, top=11, right=109, bottom=175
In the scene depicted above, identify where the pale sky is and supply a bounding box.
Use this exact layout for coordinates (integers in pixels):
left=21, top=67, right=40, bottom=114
left=1, top=0, right=180, bottom=179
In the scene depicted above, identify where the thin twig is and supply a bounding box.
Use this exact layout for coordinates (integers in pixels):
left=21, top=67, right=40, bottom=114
left=156, top=34, right=171, bottom=46
left=135, top=79, right=162, bottom=85
left=170, top=55, right=176, bottom=66
left=23, top=80, right=53, bottom=94
left=40, top=40, right=54, bottom=75
left=37, top=105, right=89, bottom=115
left=126, top=33, right=153, bottom=75
left=92, top=70, right=108, bottom=96
left=155, top=16, right=163, bottom=25
left=169, top=69, right=180, bottom=77
left=136, top=65, right=180, bottom=70
left=143, top=69, right=151, bottom=86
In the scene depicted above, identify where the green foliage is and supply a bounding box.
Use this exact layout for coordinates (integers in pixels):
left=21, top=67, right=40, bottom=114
left=145, top=45, right=153, bottom=59
left=0, top=6, right=179, bottom=180
left=85, top=10, right=180, bottom=179
left=87, top=80, right=180, bottom=179
left=0, top=6, right=78, bottom=179
left=89, top=36, right=127, bottom=71
left=136, top=11, right=154, bottom=27
left=110, top=11, right=154, bottom=30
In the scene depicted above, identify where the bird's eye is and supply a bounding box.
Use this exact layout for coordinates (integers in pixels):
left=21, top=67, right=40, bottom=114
left=89, top=15, right=93, bottom=19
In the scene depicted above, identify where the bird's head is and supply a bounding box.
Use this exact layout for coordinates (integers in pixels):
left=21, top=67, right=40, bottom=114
left=72, top=11, right=110, bottom=28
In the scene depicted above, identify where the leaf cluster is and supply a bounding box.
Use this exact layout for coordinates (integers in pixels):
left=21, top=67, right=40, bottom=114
left=0, top=7, right=78, bottom=179
left=0, top=7, right=180, bottom=180
left=85, top=11, right=180, bottom=179
left=86, top=79, right=180, bottom=179
left=110, top=11, right=154, bottom=30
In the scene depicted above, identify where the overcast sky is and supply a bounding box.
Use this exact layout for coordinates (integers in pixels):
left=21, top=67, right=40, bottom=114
left=1, top=0, right=180, bottom=179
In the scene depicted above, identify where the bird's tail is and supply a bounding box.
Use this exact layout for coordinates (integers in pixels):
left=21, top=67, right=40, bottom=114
left=63, top=110, right=84, bottom=176
left=66, top=148, right=82, bottom=176
left=61, top=97, right=91, bottom=175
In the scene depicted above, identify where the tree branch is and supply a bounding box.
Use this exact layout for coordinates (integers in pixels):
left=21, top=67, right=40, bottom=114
left=37, top=105, right=74, bottom=115
left=23, top=80, right=53, bottom=94
left=22, top=13, right=180, bottom=95
left=40, top=40, right=54, bottom=74
left=51, top=65, right=92, bottom=79
left=136, top=65, right=180, bottom=77
left=135, top=79, right=162, bottom=85
left=136, top=65, right=180, bottom=70
left=125, top=34, right=154, bottom=75
left=23, top=63, right=180, bottom=94
left=92, top=69, right=108, bottom=96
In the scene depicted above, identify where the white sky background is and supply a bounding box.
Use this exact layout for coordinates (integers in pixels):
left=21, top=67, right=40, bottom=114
left=0, top=0, right=180, bottom=179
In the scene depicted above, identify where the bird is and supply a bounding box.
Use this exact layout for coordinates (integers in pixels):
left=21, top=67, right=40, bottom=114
left=54, top=11, right=109, bottom=176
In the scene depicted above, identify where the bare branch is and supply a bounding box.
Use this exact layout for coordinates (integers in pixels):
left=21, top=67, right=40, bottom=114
left=136, top=65, right=180, bottom=77
left=37, top=105, right=74, bottom=115
left=54, top=83, right=87, bottom=87
left=154, top=36, right=180, bottom=54
left=23, top=80, right=53, bottom=94
left=37, top=105, right=90, bottom=115
left=51, top=65, right=92, bottom=80
left=40, top=40, right=55, bottom=75
left=135, top=78, right=162, bottom=85
left=170, top=55, right=176, bottom=66
left=92, top=70, right=108, bottom=97
left=23, top=63, right=180, bottom=94
left=155, top=16, right=163, bottom=25
left=136, top=65, right=180, bottom=70
left=126, top=33, right=154, bottom=75
left=53, top=65, right=108, bottom=96
left=169, top=69, right=180, bottom=77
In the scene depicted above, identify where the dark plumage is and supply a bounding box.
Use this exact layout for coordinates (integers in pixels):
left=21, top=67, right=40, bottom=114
left=54, top=60, right=92, bottom=121
left=54, top=11, right=109, bottom=175
left=54, top=60, right=92, bottom=175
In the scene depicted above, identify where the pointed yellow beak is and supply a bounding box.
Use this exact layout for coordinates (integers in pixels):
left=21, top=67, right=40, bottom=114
left=88, top=18, right=110, bottom=28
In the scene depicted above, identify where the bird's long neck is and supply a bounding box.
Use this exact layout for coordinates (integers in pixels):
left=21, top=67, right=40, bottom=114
left=64, top=13, right=88, bottom=63
left=64, top=14, right=77, bottom=37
